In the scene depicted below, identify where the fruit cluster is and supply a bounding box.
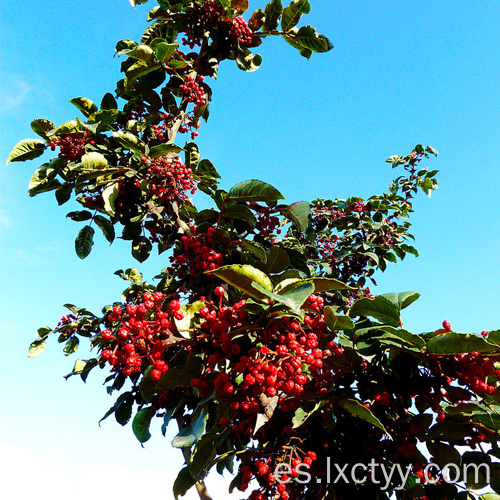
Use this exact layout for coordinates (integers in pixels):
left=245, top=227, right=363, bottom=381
left=168, top=226, right=224, bottom=280
left=250, top=203, right=281, bottom=237
left=49, top=133, right=95, bottom=161
left=99, top=292, right=181, bottom=378
left=146, top=155, right=197, bottom=203
left=229, top=16, right=253, bottom=45
left=179, top=75, right=207, bottom=109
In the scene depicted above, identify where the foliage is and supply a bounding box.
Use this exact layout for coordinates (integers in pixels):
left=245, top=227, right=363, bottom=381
left=10, top=1, right=500, bottom=500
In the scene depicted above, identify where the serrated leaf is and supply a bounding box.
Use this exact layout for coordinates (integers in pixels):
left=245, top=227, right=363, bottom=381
left=75, top=226, right=95, bottom=259
left=210, top=264, right=273, bottom=301
left=6, top=139, right=46, bottom=164
left=281, top=0, right=310, bottom=31
left=69, top=97, right=98, bottom=118
left=228, top=179, right=284, bottom=203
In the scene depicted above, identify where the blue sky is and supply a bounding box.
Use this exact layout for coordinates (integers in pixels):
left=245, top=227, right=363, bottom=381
left=1, top=0, right=500, bottom=498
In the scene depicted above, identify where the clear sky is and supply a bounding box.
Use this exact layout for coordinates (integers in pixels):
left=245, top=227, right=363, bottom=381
left=1, top=0, right=500, bottom=498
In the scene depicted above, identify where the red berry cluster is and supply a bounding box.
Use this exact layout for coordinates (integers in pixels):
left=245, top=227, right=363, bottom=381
left=168, top=227, right=223, bottom=280
left=248, top=449, right=317, bottom=500
left=146, top=155, right=197, bottom=202
left=49, top=134, right=95, bottom=161
left=100, top=293, right=183, bottom=378
left=179, top=75, right=206, bottom=108
left=250, top=203, right=281, bottom=237
left=229, top=16, right=253, bottom=45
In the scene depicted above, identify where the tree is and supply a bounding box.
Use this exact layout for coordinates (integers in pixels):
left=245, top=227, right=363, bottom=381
left=7, top=1, right=500, bottom=499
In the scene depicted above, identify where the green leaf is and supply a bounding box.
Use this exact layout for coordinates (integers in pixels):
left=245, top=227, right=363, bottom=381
left=94, top=215, right=115, bottom=243
left=210, top=264, right=274, bottom=302
left=28, top=339, right=46, bottom=358
left=157, top=357, right=203, bottom=391
left=292, top=401, right=322, bottom=428
left=282, top=201, right=310, bottom=232
left=190, top=430, right=218, bottom=475
left=88, top=109, right=120, bottom=125
left=175, top=301, right=206, bottom=338
left=278, top=277, right=353, bottom=294
left=348, top=295, right=401, bottom=327
left=54, top=120, right=81, bottom=135
left=132, top=237, right=153, bottom=263
left=481, top=495, right=500, bottom=500
left=263, top=0, right=283, bottom=31
left=253, top=281, right=313, bottom=314
left=426, top=332, right=499, bottom=355
left=372, top=326, right=426, bottom=350
left=67, top=210, right=92, bottom=222
left=6, top=139, right=46, bottom=164
left=81, top=152, right=108, bottom=169
left=231, top=0, right=249, bottom=12
left=223, top=205, right=257, bottom=226
left=286, top=25, right=333, bottom=53
left=31, top=119, right=55, bottom=139
left=69, top=97, right=98, bottom=118
left=172, top=408, right=208, bottom=448
left=63, top=337, right=79, bottom=356
left=196, top=159, right=221, bottom=179
left=228, top=179, right=284, bottom=203
left=55, top=184, right=72, bottom=205
left=155, top=41, right=179, bottom=63
left=337, top=397, right=389, bottom=436
left=281, top=0, right=310, bottom=31
left=115, top=395, right=134, bottom=426
left=28, top=162, right=61, bottom=196
left=239, top=239, right=267, bottom=262
left=173, top=466, right=197, bottom=500
left=75, top=226, right=95, bottom=259
left=102, top=182, right=120, bottom=216
left=324, top=306, right=355, bottom=330
left=132, top=407, right=153, bottom=443
left=149, top=143, right=184, bottom=157
left=265, top=246, right=290, bottom=274
left=381, top=291, right=420, bottom=310
left=101, top=93, right=118, bottom=110
left=139, top=366, right=159, bottom=403
left=120, top=44, right=155, bottom=62
left=235, top=49, right=263, bottom=72
left=113, top=131, right=148, bottom=154
left=282, top=31, right=312, bottom=59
